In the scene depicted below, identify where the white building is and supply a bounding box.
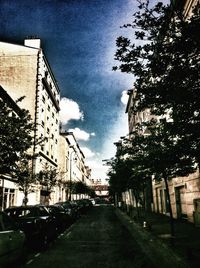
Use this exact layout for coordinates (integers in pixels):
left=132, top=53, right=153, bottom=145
left=0, top=38, right=60, bottom=206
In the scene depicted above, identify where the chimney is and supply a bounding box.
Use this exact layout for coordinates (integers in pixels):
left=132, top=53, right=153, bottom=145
left=24, top=36, right=41, bottom=49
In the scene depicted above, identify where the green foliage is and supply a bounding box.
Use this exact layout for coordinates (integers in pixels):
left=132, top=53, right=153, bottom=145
left=70, top=181, right=95, bottom=196
left=112, top=1, right=200, bottom=234
left=37, top=163, right=58, bottom=190
left=114, top=1, right=200, bottom=167
left=14, top=156, right=37, bottom=205
left=113, top=0, right=200, bottom=173
left=0, top=95, right=34, bottom=174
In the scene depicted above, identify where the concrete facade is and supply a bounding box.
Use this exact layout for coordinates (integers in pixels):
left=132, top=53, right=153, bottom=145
left=183, top=0, right=200, bottom=17
left=0, top=38, right=60, bottom=206
left=0, top=38, right=93, bottom=208
left=126, top=89, right=200, bottom=223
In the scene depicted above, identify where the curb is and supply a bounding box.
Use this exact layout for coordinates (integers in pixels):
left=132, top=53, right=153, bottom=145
left=115, top=208, right=189, bottom=268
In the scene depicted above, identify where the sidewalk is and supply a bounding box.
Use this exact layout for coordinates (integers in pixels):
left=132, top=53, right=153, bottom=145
left=115, top=208, right=200, bottom=268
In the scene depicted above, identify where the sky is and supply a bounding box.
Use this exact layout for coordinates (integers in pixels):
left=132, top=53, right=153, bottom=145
left=0, top=0, right=153, bottom=182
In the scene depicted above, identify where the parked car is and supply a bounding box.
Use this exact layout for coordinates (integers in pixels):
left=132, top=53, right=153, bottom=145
left=0, top=211, right=25, bottom=267
left=45, top=205, right=71, bottom=232
left=73, top=199, right=93, bottom=214
left=4, top=205, right=57, bottom=247
left=54, top=201, right=78, bottom=223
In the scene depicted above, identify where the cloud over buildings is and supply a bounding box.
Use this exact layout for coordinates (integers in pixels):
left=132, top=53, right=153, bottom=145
left=68, top=127, right=95, bottom=141
left=81, top=147, right=96, bottom=158
left=60, top=97, right=84, bottom=125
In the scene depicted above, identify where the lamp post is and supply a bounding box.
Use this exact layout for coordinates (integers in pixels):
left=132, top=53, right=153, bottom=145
left=69, top=146, right=77, bottom=201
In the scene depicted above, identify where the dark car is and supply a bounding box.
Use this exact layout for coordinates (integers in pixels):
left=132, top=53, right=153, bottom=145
left=0, top=211, right=25, bottom=267
left=45, top=205, right=71, bottom=232
left=54, top=201, right=79, bottom=222
left=74, top=199, right=93, bottom=214
left=4, top=205, right=57, bottom=247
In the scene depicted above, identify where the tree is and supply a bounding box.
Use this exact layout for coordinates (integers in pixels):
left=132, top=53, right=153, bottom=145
left=38, top=163, right=58, bottom=191
left=113, top=0, right=200, bottom=165
left=106, top=147, right=148, bottom=216
left=135, top=120, right=195, bottom=237
left=71, top=181, right=95, bottom=198
left=0, top=91, right=34, bottom=174
left=113, top=0, right=200, bottom=238
left=14, top=155, right=38, bottom=206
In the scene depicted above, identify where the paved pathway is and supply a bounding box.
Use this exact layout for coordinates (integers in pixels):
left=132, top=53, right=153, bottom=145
left=23, top=206, right=154, bottom=268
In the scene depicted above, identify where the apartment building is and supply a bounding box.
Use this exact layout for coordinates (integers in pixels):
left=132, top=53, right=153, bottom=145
left=125, top=0, right=200, bottom=223
left=0, top=38, right=60, bottom=205
left=59, top=132, right=90, bottom=200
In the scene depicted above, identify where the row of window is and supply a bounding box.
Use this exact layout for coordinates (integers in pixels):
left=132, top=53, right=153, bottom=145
left=44, top=70, right=59, bottom=102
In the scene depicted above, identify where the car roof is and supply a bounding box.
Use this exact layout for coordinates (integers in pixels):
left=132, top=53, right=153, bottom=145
left=5, top=205, right=44, bottom=210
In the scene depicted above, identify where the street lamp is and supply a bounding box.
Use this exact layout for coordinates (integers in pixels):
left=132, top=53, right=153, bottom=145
left=69, top=146, right=77, bottom=201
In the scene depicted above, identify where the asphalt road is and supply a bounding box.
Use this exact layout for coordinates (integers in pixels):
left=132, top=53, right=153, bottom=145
left=20, top=205, right=155, bottom=268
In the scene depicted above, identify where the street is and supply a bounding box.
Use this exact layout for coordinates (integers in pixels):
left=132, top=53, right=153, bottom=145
left=16, top=205, right=154, bottom=268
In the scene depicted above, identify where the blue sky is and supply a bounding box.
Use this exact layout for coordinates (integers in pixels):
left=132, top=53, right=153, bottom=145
left=0, top=0, right=148, bottom=181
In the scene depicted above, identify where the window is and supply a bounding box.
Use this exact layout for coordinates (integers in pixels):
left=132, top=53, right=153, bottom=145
left=2, top=213, right=15, bottom=231
left=42, top=96, right=45, bottom=103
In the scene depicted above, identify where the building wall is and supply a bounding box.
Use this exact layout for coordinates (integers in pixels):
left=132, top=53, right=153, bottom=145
left=0, top=42, right=38, bottom=120
left=183, top=0, right=199, bottom=17
left=0, top=39, right=60, bottom=206
left=152, top=171, right=200, bottom=222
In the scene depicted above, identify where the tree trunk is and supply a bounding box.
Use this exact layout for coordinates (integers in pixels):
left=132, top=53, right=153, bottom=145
left=163, top=172, right=175, bottom=241
left=23, top=191, right=28, bottom=206
left=133, top=190, right=140, bottom=221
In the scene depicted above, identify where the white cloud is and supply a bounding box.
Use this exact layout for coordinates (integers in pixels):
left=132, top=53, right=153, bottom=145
left=81, top=147, right=96, bottom=158
left=59, top=97, right=84, bottom=125
left=68, top=127, right=96, bottom=141
left=86, top=159, right=109, bottom=182
left=121, top=90, right=129, bottom=105
left=68, top=128, right=89, bottom=141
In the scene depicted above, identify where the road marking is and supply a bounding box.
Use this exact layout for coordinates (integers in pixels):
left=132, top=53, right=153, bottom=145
left=35, top=253, right=40, bottom=258
left=58, top=233, right=64, bottom=238
left=66, top=231, right=71, bottom=237
left=26, top=259, right=34, bottom=265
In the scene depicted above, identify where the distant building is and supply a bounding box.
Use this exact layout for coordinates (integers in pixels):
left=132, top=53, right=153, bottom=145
left=91, top=184, right=109, bottom=197
left=59, top=131, right=92, bottom=200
